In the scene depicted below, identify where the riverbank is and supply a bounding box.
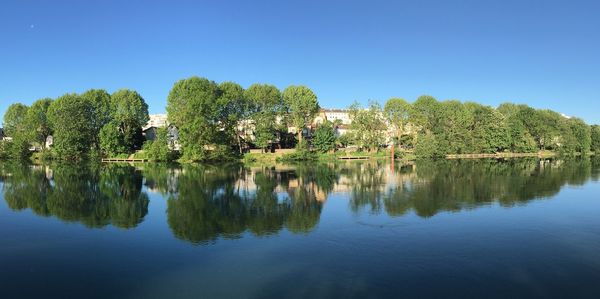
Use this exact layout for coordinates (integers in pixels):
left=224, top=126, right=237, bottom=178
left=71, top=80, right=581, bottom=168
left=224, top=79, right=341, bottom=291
left=19, top=148, right=594, bottom=165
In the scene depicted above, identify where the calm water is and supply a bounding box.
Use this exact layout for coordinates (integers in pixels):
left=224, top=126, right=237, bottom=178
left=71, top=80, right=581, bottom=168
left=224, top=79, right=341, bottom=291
left=1, top=158, right=600, bottom=298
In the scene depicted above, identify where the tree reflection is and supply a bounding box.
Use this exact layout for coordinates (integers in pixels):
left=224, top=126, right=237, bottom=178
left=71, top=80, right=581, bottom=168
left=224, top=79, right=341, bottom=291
left=2, top=157, right=598, bottom=244
left=1, top=163, right=148, bottom=228
left=344, top=157, right=598, bottom=218
left=162, top=164, right=327, bottom=244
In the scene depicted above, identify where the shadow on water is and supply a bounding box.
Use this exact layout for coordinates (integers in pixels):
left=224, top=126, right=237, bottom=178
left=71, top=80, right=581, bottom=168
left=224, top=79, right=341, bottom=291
left=1, top=156, right=599, bottom=244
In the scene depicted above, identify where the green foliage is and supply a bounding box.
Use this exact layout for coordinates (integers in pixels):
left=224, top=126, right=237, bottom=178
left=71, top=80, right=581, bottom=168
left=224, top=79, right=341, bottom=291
left=3, top=103, right=29, bottom=137
left=349, top=101, right=386, bottom=152
left=464, top=102, right=510, bottom=153
left=384, top=97, right=411, bottom=145
left=167, top=76, right=233, bottom=161
left=591, top=125, right=600, bottom=153
left=312, top=121, right=337, bottom=153
left=278, top=143, right=318, bottom=162
left=409, top=95, right=439, bottom=133
left=99, top=122, right=127, bottom=156
left=109, top=89, right=149, bottom=152
left=2, top=103, right=31, bottom=159
left=283, top=85, right=319, bottom=141
left=434, top=100, right=472, bottom=154
left=414, top=133, right=444, bottom=159
left=143, top=127, right=174, bottom=162
left=558, top=118, right=591, bottom=155
left=218, top=81, right=248, bottom=153
left=244, top=84, right=283, bottom=151
left=82, top=89, right=112, bottom=149
left=499, top=103, right=538, bottom=153
left=24, top=98, right=52, bottom=149
left=47, top=93, right=95, bottom=160
left=337, top=133, right=352, bottom=148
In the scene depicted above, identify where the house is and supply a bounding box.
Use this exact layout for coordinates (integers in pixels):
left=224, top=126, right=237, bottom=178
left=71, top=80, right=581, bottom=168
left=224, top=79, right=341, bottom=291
left=142, top=114, right=181, bottom=150
left=143, top=114, right=169, bottom=141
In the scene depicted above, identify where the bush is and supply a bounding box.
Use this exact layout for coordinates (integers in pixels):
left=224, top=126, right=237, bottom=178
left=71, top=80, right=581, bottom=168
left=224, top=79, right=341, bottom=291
left=312, top=121, right=336, bottom=153
left=278, top=141, right=317, bottom=162
left=142, top=127, right=175, bottom=162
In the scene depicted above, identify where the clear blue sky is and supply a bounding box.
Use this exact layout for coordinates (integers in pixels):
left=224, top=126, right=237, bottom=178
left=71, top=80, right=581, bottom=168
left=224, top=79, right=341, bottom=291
left=1, top=0, right=599, bottom=124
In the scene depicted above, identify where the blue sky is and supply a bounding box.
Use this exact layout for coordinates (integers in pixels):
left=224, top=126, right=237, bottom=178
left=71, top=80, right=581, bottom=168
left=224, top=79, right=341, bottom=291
left=1, top=0, right=599, bottom=124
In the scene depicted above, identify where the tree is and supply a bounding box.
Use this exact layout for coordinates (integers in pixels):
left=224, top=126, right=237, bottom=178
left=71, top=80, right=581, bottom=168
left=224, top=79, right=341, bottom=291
left=3, top=103, right=31, bottom=159
left=166, top=76, right=222, bottom=161
left=47, top=93, right=94, bottom=160
left=218, top=81, right=248, bottom=154
left=409, top=95, right=439, bottom=134
left=99, top=122, right=126, bottom=156
left=312, top=121, right=336, bottom=153
left=435, top=100, right=472, bottom=154
left=348, top=101, right=386, bottom=152
left=3, top=103, right=29, bottom=137
left=283, top=85, right=319, bottom=143
left=110, top=89, right=149, bottom=153
left=464, top=102, right=509, bottom=153
left=498, top=103, right=537, bottom=153
left=82, top=89, right=112, bottom=149
left=414, top=132, right=443, bottom=158
left=591, top=125, right=600, bottom=153
left=244, top=84, right=282, bottom=152
left=384, top=98, right=411, bottom=147
left=559, top=117, right=591, bottom=154
left=518, top=108, right=561, bottom=150
left=143, top=127, right=174, bottom=162
left=24, top=98, right=53, bottom=149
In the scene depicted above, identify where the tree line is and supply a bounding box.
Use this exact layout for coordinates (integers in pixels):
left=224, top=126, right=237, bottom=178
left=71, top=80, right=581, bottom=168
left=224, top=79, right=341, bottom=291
left=350, top=96, right=600, bottom=158
left=2, top=75, right=600, bottom=161
left=1, top=89, right=149, bottom=160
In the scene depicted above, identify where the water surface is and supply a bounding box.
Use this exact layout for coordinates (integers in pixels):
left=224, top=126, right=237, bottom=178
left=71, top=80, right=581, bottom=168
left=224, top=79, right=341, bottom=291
left=1, top=158, right=600, bottom=298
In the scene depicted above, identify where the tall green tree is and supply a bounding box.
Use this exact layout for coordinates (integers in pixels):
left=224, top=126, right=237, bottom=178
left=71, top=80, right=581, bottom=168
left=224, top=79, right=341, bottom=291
left=409, top=95, right=439, bottom=134
left=464, top=102, right=509, bottom=153
left=82, top=89, right=112, bottom=149
left=3, top=103, right=29, bottom=137
left=348, top=101, right=386, bottom=152
left=283, top=85, right=319, bottom=143
left=498, top=103, right=537, bottom=153
left=435, top=100, right=472, bottom=154
left=166, top=76, right=222, bottom=160
left=218, top=81, right=248, bottom=154
left=2, top=103, right=30, bottom=159
left=591, top=125, right=600, bottom=153
left=24, top=98, right=53, bottom=149
left=244, top=84, right=282, bottom=152
left=312, top=121, right=337, bottom=153
left=384, top=97, right=411, bottom=146
left=47, top=93, right=94, bottom=160
left=559, top=117, right=591, bottom=154
left=99, top=122, right=126, bottom=156
left=110, top=89, right=149, bottom=152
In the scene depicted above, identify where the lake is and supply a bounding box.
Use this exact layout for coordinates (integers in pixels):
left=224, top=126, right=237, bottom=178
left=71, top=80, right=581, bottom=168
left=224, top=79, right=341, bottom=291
left=1, top=158, right=600, bottom=298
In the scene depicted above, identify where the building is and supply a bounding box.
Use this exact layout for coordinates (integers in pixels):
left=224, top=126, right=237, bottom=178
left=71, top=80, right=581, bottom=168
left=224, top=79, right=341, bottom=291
left=142, top=114, right=181, bottom=150
left=321, top=109, right=352, bottom=125
left=143, top=114, right=169, bottom=141
left=144, top=114, right=168, bottom=130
